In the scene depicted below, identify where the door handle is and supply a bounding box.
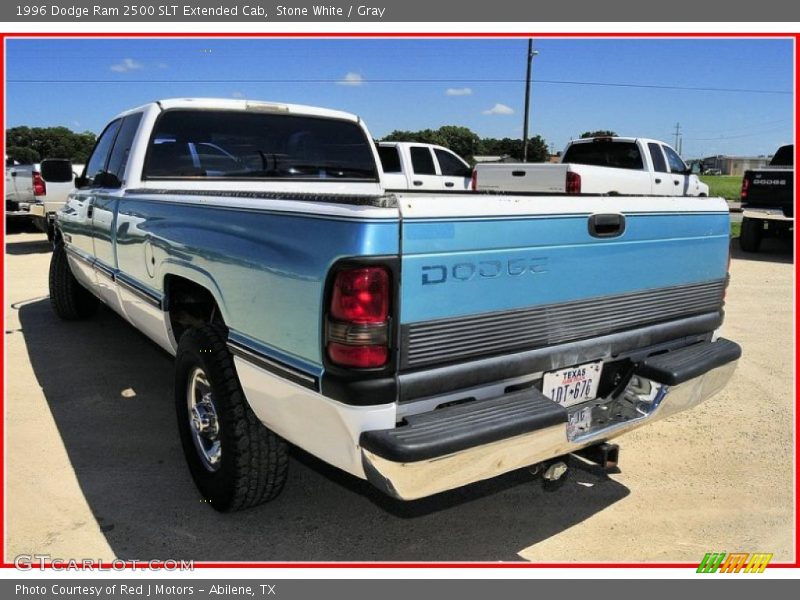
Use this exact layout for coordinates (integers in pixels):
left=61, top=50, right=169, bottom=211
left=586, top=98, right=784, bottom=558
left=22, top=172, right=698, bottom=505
left=588, top=213, right=626, bottom=238
left=654, top=178, right=662, bottom=184
left=10, top=172, right=16, bottom=177
left=511, top=171, right=526, bottom=177
left=445, top=181, right=454, bottom=188
left=674, top=180, right=680, bottom=185
left=413, top=180, right=423, bottom=186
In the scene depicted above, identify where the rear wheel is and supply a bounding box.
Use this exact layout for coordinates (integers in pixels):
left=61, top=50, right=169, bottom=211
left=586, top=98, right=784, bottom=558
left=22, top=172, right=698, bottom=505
left=175, top=325, right=289, bottom=512
left=739, top=217, right=763, bottom=253
left=48, top=243, right=98, bottom=320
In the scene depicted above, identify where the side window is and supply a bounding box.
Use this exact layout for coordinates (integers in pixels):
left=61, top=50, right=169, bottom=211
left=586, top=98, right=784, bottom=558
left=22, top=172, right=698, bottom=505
left=410, top=146, right=436, bottom=175
left=435, top=149, right=470, bottom=177
left=648, top=142, right=668, bottom=173
left=663, top=145, right=688, bottom=173
left=377, top=146, right=402, bottom=173
left=84, top=119, right=122, bottom=185
left=106, top=113, right=143, bottom=180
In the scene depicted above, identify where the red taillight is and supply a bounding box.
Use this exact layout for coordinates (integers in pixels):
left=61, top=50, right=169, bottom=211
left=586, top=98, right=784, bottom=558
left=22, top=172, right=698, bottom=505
left=327, top=266, right=391, bottom=368
left=740, top=177, right=749, bottom=200
left=566, top=171, right=581, bottom=194
left=32, top=171, right=46, bottom=196
left=470, top=170, right=478, bottom=191
left=330, top=267, right=389, bottom=323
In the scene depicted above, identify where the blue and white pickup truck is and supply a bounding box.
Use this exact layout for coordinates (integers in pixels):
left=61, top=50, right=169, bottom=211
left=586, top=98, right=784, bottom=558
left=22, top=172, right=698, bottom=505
left=50, top=98, right=741, bottom=511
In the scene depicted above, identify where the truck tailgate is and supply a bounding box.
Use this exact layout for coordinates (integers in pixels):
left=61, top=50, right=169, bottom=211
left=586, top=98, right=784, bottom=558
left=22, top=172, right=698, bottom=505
left=474, top=163, right=567, bottom=193
left=397, top=194, right=730, bottom=370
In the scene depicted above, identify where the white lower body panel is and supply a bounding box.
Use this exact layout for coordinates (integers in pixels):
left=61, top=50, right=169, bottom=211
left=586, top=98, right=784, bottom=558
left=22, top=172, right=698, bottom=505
left=233, top=356, right=396, bottom=479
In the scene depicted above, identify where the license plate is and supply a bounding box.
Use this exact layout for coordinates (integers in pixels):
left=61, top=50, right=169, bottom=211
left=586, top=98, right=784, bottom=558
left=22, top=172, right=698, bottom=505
left=543, top=361, right=603, bottom=408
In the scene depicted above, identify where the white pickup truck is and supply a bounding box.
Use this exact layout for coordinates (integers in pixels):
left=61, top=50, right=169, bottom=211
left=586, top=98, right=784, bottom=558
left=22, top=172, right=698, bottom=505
left=5, top=159, right=83, bottom=239
left=473, top=137, right=709, bottom=197
left=377, top=141, right=472, bottom=191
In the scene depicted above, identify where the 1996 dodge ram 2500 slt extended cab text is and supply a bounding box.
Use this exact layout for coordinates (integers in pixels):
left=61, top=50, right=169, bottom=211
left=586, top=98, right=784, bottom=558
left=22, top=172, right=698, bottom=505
left=50, top=98, right=740, bottom=511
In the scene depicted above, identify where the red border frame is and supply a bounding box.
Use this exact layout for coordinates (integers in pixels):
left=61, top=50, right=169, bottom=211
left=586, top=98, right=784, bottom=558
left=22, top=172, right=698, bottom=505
left=1, top=30, right=797, bottom=571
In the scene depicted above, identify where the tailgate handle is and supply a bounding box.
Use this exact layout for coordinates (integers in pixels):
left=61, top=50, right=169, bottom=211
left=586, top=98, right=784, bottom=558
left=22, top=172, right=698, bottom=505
left=511, top=170, right=526, bottom=177
left=588, top=213, right=625, bottom=238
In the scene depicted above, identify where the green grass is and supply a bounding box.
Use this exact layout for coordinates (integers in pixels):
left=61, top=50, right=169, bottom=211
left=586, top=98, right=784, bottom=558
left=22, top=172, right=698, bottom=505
left=700, top=175, right=742, bottom=202
left=730, top=221, right=741, bottom=239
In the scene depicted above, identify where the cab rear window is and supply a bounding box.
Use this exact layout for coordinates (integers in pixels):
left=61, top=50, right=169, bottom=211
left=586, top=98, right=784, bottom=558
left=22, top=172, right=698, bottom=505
left=144, top=110, right=378, bottom=181
left=563, top=141, right=644, bottom=170
left=771, top=145, right=794, bottom=167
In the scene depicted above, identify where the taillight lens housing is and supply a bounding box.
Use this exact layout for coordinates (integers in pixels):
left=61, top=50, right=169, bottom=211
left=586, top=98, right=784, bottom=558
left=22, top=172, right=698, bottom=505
left=566, top=171, right=581, bottom=194
left=330, top=267, right=389, bottom=323
left=327, top=266, right=391, bottom=368
left=470, top=170, right=478, bottom=191
left=32, top=171, right=46, bottom=196
left=740, top=177, right=749, bottom=200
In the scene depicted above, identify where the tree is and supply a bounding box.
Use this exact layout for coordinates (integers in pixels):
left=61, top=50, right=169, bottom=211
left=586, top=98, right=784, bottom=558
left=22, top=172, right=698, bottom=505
left=431, top=126, right=481, bottom=161
left=478, top=135, right=548, bottom=162
left=6, top=146, right=40, bottom=164
left=580, top=130, right=617, bottom=139
left=382, top=128, right=443, bottom=147
left=5, top=126, right=96, bottom=164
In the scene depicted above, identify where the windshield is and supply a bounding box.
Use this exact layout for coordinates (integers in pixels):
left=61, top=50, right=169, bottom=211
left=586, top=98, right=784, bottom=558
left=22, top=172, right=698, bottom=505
left=563, top=141, right=644, bottom=170
left=144, top=109, right=378, bottom=181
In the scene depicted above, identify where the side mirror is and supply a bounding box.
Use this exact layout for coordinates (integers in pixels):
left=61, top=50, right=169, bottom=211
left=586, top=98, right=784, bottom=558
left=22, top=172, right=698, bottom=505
left=93, top=171, right=122, bottom=189
left=40, top=158, right=74, bottom=183
left=74, top=175, right=89, bottom=189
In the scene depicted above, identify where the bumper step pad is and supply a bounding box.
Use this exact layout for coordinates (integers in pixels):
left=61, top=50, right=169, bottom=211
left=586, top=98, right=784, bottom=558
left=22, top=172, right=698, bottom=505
left=360, top=388, right=567, bottom=463
left=634, top=338, right=741, bottom=386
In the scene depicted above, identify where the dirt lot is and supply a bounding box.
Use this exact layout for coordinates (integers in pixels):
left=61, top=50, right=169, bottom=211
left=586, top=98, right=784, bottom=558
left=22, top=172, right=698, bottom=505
left=4, top=224, right=795, bottom=563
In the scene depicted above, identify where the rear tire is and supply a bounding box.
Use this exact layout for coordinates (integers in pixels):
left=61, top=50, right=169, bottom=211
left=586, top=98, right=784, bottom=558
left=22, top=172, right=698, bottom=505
left=48, top=243, right=98, bottom=320
left=740, top=217, right=763, bottom=253
left=175, top=325, right=289, bottom=512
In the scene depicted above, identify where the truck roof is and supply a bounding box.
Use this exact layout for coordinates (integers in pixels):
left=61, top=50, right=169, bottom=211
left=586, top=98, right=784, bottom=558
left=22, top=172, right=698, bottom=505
left=568, top=136, right=666, bottom=146
left=113, top=98, right=361, bottom=123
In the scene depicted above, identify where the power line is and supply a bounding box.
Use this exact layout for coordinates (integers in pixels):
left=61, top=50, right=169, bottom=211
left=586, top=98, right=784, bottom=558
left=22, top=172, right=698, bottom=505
left=682, top=125, right=790, bottom=141
left=5, top=77, right=792, bottom=95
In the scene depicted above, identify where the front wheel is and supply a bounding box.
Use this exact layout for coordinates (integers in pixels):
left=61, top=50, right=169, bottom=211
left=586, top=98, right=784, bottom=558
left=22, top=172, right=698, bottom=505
left=175, top=325, right=289, bottom=512
left=739, top=217, right=763, bottom=253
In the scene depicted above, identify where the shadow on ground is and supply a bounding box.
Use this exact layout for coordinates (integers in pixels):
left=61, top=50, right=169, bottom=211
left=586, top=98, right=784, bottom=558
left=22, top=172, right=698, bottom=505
left=5, top=238, right=53, bottom=256
left=17, top=298, right=628, bottom=562
left=730, top=234, right=794, bottom=264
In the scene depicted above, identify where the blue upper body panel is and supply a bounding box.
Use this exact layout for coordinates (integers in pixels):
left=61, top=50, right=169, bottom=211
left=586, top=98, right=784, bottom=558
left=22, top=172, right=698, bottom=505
left=60, top=190, right=730, bottom=378
left=399, top=211, right=730, bottom=323
left=95, top=196, right=399, bottom=371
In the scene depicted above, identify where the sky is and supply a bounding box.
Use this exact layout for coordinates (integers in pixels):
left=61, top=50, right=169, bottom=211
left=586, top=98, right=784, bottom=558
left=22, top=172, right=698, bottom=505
left=5, top=38, right=794, bottom=159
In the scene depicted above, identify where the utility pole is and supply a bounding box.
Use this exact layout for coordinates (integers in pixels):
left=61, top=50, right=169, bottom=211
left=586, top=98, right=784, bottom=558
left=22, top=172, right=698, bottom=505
left=522, top=40, right=539, bottom=162
left=673, top=122, right=682, bottom=152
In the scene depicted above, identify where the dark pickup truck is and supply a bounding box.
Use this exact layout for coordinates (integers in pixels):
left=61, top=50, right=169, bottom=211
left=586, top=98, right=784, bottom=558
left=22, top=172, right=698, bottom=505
left=739, top=144, right=794, bottom=252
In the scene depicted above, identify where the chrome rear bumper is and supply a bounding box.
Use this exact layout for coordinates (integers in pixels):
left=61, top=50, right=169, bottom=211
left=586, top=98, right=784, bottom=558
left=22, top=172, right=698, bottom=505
left=362, top=358, right=737, bottom=501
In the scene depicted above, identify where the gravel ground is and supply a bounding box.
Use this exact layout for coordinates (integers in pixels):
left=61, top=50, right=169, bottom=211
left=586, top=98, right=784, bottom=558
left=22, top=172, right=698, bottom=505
left=5, top=225, right=794, bottom=564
